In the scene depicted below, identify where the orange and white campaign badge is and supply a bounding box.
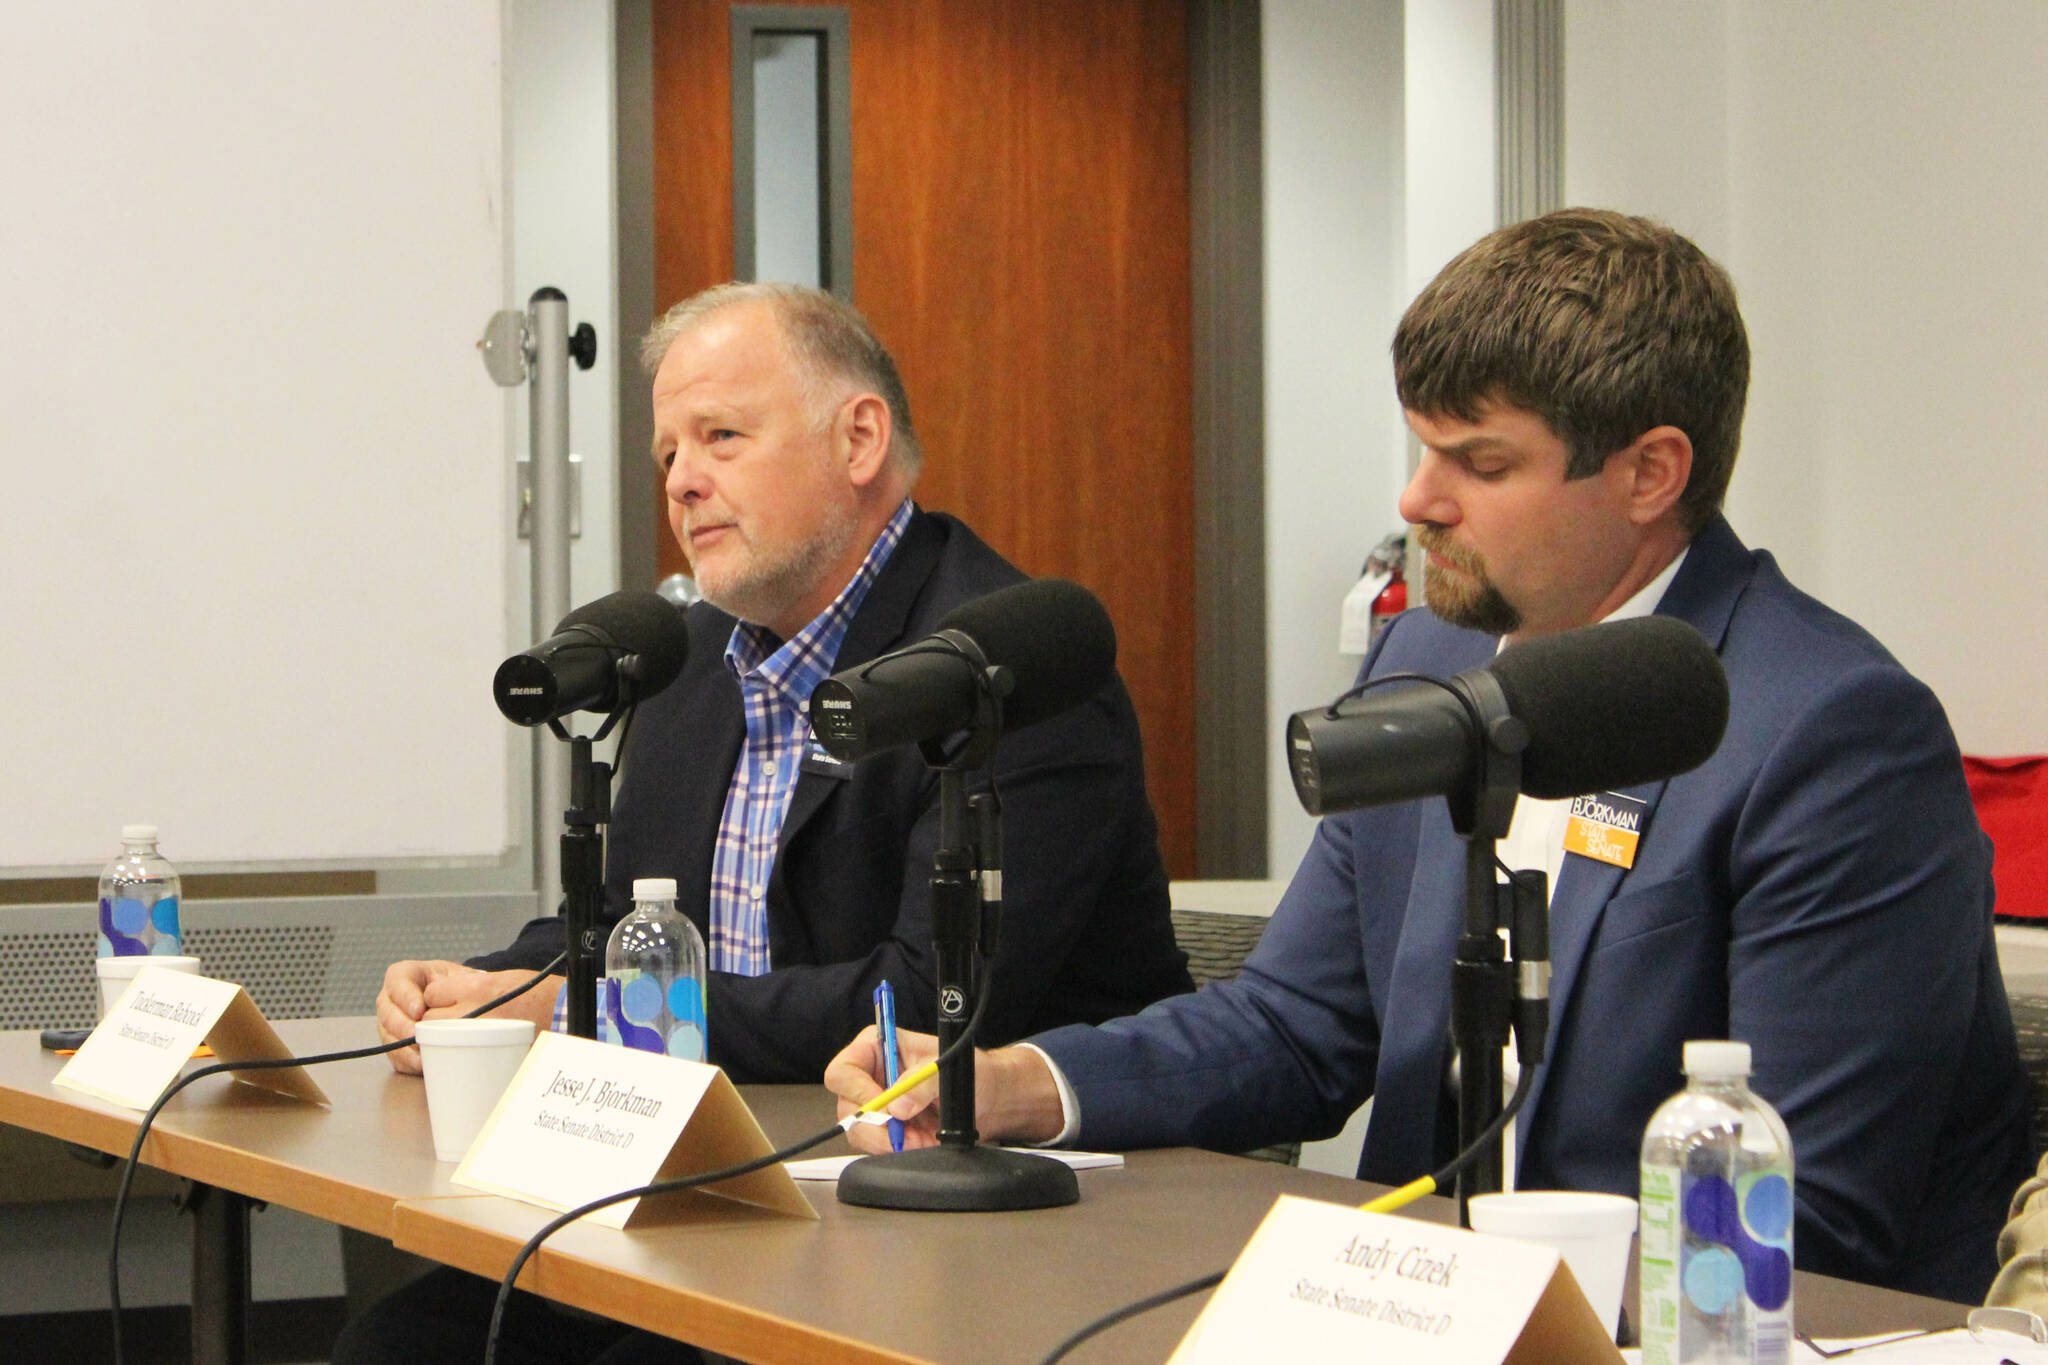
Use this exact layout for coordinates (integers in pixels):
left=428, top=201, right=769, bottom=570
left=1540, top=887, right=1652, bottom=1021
left=1564, top=792, right=1646, bottom=870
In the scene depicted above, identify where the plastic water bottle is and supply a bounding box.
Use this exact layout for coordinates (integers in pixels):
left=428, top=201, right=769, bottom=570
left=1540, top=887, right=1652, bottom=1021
left=98, top=824, right=183, bottom=957
left=601, top=877, right=708, bottom=1061
left=1639, top=1040, right=1794, bottom=1365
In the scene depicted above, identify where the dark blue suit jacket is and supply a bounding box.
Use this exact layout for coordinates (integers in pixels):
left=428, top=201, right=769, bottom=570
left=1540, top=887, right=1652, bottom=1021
left=1039, top=517, right=2029, bottom=1299
left=477, top=509, right=1191, bottom=1084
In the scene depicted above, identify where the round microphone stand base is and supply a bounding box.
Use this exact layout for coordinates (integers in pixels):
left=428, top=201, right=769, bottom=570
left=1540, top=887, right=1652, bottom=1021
left=835, top=1145, right=1079, bottom=1212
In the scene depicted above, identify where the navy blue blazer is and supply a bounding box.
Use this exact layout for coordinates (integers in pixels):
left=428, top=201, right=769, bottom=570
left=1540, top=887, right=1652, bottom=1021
left=477, top=509, right=1191, bottom=1084
left=1038, top=517, right=2028, bottom=1299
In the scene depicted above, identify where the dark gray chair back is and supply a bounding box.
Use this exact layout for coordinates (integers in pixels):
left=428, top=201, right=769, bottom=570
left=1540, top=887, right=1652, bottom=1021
left=1168, top=906, right=1299, bottom=1166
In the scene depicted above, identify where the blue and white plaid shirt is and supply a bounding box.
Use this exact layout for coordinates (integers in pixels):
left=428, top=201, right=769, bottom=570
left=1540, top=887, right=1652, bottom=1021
left=706, top=499, right=912, bottom=975
left=555, top=500, right=912, bottom=1034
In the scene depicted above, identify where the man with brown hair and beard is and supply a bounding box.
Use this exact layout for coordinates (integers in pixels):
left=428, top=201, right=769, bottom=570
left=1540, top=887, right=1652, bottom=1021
left=831, top=209, right=2029, bottom=1302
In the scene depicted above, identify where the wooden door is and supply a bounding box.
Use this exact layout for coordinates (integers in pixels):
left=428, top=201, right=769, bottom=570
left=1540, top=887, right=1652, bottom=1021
left=650, top=0, right=1198, bottom=874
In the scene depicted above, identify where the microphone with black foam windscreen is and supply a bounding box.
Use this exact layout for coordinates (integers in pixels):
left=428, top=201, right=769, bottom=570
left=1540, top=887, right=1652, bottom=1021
left=1288, top=614, right=1729, bottom=815
left=808, top=578, right=1116, bottom=762
left=493, top=590, right=691, bottom=726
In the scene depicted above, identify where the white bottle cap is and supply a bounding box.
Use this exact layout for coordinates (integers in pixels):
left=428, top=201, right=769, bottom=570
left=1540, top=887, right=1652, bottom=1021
left=632, top=877, right=678, bottom=901
left=121, top=824, right=159, bottom=843
left=1683, top=1040, right=1752, bottom=1079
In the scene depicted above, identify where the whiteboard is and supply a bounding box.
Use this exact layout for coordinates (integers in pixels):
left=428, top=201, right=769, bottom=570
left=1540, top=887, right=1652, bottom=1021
left=0, top=2, right=512, bottom=872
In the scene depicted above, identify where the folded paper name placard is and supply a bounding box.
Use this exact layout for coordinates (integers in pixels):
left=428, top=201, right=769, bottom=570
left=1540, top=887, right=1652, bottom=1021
left=1171, top=1196, right=1622, bottom=1364
left=54, top=967, right=327, bottom=1112
left=453, top=1030, right=814, bottom=1228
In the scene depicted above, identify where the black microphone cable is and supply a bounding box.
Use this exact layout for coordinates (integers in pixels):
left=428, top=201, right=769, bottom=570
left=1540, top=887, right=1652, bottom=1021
left=479, top=970, right=1001, bottom=1365
left=105, top=953, right=568, bottom=1365
left=844, top=638, right=985, bottom=686
left=1035, top=972, right=1545, bottom=1365
left=1328, top=669, right=1486, bottom=733
left=1036, top=1267, right=1230, bottom=1365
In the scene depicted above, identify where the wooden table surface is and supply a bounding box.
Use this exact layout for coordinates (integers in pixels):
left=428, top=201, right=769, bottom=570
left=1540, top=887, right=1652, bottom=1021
left=395, top=1099, right=1395, bottom=1365
left=0, top=1016, right=471, bottom=1237
left=0, top=1019, right=1974, bottom=1363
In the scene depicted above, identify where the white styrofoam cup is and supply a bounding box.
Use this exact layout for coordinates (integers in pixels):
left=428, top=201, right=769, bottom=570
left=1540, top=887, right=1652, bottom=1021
left=1467, top=1190, right=1639, bottom=1340
left=414, top=1018, right=536, bottom=1162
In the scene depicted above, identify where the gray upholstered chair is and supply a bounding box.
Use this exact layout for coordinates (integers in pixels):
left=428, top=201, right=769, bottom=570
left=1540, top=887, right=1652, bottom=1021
left=1167, top=906, right=1300, bottom=1166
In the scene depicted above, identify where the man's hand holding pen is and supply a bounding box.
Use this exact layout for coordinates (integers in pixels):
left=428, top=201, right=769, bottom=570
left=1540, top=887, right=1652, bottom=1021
left=824, top=1028, right=1068, bottom=1153
left=830, top=1025, right=945, bottom=1153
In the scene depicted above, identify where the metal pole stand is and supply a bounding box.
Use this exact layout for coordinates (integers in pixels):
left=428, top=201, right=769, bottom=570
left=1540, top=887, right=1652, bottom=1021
left=1452, top=833, right=1514, bottom=1212
left=551, top=729, right=612, bottom=1039
left=1442, top=669, right=1531, bottom=1223
left=540, top=691, right=635, bottom=1040
left=478, top=287, right=599, bottom=925
left=838, top=717, right=1078, bottom=1212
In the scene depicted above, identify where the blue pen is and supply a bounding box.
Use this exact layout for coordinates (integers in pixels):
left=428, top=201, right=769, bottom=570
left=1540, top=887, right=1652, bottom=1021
left=874, top=980, right=905, bottom=1153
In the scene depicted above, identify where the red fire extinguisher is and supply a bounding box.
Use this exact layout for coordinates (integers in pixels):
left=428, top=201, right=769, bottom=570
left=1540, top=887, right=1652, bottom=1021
left=1367, top=533, right=1407, bottom=645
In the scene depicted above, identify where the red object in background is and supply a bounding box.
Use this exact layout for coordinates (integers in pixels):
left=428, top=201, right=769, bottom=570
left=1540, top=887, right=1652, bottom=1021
left=1370, top=569, right=1407, bottom=644
left=1965, top=755, right=2048, bottom=920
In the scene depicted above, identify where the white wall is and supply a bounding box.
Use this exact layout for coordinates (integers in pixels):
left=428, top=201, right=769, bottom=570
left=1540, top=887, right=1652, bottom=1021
left=1402, top=0, right=1498, bottom=296
left=1260, top=0, right=1498, bottom=874
left=1567, top=0, right=2048, bottom=755
left=1562, top=3, right=1730, bottom=261
left=507, top=0, right=623, bottom=614
left=1261, top=1, right=1409, bottom=875
left=382, top=0, right=622, bottom=897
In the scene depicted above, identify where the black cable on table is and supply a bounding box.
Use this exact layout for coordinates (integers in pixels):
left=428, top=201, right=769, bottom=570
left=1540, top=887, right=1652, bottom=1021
left=479, top=1120, right=848, bottom=1365
left=106, top=953, right=566, bottom=1365
left=1037, top=1269, right=1229, bottom=1365
left=1034, top=1063, right=1540, bottom=1365
left=481, top=964, right=1000, bottom=1365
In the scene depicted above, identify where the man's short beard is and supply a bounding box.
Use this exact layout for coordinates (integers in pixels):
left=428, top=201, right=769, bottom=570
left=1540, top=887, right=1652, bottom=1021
left=1414, top=528, right=1522, bottom=636
left=694, top=502, right=862, bottom=634
left=1424, top=573, right=1521, bottom=635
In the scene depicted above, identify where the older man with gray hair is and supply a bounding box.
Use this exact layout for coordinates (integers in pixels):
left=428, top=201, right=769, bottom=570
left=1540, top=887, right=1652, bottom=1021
left=340, top=283, right=1189, bottom=1365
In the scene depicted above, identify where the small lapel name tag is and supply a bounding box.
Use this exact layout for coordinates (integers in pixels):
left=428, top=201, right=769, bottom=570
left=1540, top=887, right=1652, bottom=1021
left=1171, top=1197, right=1619, bottom=1363
left=1564, top=791, right=1647, bottom=870
left=800, top=739, right=853, bottom=779
left=54, top=968, right=328, bottom=1112
left=454, top=1030, right=813, bottom=1228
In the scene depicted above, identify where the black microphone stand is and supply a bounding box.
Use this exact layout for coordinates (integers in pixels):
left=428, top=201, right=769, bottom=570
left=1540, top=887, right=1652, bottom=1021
left=1441, top=669, right=1549, bottom=1221
left=541, top=666, right=643, bottom=1041
left=838, top=668, right=1081, bottom=1213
